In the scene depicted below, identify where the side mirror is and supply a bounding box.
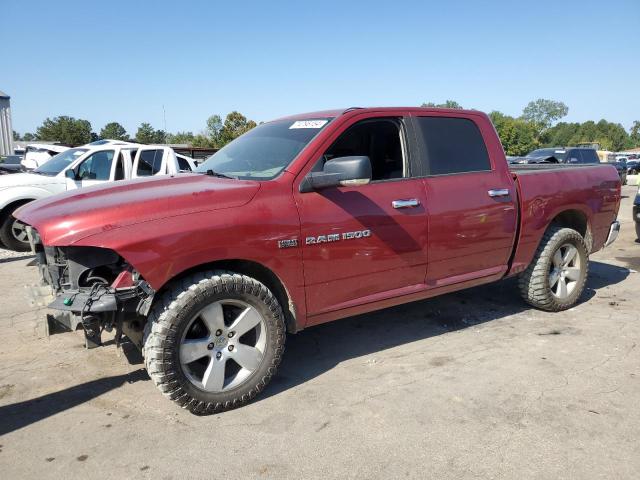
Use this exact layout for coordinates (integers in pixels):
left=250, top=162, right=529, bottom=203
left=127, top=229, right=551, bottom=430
left=300, top=156, right=372, bottom=192
left=65, top=169, right=78, bottom=180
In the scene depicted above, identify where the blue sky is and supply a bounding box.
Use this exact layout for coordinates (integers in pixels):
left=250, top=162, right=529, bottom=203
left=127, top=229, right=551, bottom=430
left=2, top=0, right=639, bottom=136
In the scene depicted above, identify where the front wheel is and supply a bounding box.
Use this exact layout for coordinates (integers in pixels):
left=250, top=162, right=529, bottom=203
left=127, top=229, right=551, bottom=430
left=143, top=271, right=285, bottom=414
left=518, top=226, right=589, bottom=311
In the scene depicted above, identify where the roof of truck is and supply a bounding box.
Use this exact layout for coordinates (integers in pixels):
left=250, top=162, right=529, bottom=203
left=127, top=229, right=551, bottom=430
left=274, top=106, right=483, bottom=122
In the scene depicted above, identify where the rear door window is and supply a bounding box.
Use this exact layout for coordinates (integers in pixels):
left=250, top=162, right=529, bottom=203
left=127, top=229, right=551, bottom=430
left=414, top=117, right=491, bottom=175
left=580, top=149, right=599, bottom=164
left=137, top=149, right=164, bottom=176
left=566, top=150, right=582, bottom=164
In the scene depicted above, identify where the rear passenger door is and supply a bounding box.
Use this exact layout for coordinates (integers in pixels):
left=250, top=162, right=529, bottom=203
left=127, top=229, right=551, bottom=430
left=132, top=146, right=172, bottom=178
left=411, top=114, right=518, bottom=287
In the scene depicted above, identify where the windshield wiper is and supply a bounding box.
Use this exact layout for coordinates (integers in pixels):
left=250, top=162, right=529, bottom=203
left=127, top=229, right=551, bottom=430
left=203, top=169, right=237, bottom=180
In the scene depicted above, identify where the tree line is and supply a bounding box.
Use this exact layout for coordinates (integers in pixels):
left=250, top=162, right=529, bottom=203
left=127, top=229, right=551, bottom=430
left=12, top=111, right=257, bottom=149
left=13, top=100, right=640, bottom=156
left=422, top=98, right=640, bottom=155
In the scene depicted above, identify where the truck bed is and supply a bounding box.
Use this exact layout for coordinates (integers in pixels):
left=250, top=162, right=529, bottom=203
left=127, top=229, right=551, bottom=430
left=508, top=162, right=621, bottom=274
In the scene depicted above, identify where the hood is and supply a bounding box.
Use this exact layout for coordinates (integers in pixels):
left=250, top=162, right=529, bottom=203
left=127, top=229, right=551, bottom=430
left=0, top=172, right=63, bottom=190
left=15, top=174, right=260, bottom=245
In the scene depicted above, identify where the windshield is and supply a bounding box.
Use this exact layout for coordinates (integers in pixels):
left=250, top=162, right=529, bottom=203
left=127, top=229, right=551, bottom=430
left=195, top=118, right=332, bottom=179
left=527, top=148, right=567, bottom=161
left=33, top=148, right=88, bottom=175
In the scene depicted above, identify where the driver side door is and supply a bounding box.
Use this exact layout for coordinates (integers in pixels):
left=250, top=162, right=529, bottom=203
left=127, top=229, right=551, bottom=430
left=294, top=112, right=429, bottom=322
left=66, top=149, right=116, bottom=190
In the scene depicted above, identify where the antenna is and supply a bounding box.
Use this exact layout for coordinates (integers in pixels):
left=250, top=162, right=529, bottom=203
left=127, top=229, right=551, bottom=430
left=162, top=105, right=167, bottom=132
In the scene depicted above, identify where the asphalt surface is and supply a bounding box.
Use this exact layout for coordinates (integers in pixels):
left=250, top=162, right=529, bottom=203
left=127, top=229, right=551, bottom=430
left=0, top=185, right=638, bottom=479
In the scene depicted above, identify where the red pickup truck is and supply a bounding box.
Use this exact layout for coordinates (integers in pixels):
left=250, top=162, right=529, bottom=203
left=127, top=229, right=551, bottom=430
left=17, top=107, right=621, bottom=414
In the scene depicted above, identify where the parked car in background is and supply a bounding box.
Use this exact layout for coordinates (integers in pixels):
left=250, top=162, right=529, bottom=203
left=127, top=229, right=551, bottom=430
left=21, top=144, right=70, bottom=170
left=0, top=155, right=24, bottom=174
left=510, top=147, right=600, bottom=165
left=0, top=144, right=195, bottom=251
left=627, top=160, right=639, bottom=175
left=16, top=106, right=621, bottom=413
left=602, top=159, right=628, bottom=185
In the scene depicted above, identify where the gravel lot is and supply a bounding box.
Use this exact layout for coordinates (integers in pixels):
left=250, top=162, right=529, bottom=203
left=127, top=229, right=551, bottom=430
left=0, top=185, right=638, bottom=480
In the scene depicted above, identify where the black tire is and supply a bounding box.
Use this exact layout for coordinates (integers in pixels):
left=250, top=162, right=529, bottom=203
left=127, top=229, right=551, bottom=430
left=518, top=226, right=589, bottom=311
left=143, top=270, right=285, bottom=414
left=0, top=205, right=31, bottom=252
left=635, top=222, right=640, bottom=242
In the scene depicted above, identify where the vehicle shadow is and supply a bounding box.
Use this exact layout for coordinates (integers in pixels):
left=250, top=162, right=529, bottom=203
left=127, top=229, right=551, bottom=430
left=0, top=369, right=148, bottom=436
left=0, top=253, right=34, bottom=265
left=261, top=260, right=628, bottom=401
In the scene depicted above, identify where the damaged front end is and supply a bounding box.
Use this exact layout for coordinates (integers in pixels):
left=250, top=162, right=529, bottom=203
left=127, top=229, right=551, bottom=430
left=25, top=226, right=155, bottom=350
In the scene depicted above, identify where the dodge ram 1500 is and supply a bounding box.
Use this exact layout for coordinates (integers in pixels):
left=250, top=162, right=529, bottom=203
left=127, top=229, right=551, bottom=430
left=16, top=107, right=621, bottom=413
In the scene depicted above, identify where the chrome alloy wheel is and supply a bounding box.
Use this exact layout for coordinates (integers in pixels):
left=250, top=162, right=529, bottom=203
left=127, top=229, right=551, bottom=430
left=549, top=243, right=582, bottom=299
left=179, top=299, right=267, bottom=393
left=11, top=219, right=29, bottom=244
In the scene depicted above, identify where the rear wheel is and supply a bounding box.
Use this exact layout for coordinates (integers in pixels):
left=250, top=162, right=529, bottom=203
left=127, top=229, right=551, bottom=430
left=0, top=206, right=31, bottom=252
left=143, top=271, right=285, bottom=414
left=518, top=226, right=589, bottom=311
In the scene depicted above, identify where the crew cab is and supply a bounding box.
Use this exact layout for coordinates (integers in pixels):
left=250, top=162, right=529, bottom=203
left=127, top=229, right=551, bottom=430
left=16, top=107, right=621, bottom=414
left=0, top=144, right=195, bottom=251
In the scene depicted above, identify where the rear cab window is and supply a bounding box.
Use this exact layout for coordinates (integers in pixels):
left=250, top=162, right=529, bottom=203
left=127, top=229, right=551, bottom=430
left=413, top=116, right=491, bottom=175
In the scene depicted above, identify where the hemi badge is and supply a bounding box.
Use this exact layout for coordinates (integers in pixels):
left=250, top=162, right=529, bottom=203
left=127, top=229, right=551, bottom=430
left=278, top=239, right=299, bottom=249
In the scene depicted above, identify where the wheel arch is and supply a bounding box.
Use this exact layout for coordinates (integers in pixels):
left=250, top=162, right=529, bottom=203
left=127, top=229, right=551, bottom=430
left=154, top=259, right=300, bottom=334
left=547, top=208, right=592, bottom=252
left=0, top=198, right=35, bottom=224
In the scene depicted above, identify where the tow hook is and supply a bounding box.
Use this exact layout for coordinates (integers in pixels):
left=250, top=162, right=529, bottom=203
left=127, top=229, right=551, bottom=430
left=82, top=314, right=103, bottom=349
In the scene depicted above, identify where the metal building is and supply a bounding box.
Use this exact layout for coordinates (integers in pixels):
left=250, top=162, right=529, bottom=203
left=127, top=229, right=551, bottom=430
left=0, top=90, right=14, bottom=156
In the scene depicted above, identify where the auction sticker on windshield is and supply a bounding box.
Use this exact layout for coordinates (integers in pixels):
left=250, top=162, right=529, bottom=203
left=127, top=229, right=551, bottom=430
left=289, top=120, right=328, bottom=129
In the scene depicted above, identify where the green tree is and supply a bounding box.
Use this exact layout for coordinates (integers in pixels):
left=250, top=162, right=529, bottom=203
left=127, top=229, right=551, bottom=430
left=153, top=129, right=167, bottom=144
left=12, top=131, right=20, bottom=141
left=166, top=131, right=196, bottom=144
left=522, top=99, right=568, bottom=133
left=192, top=134, right=215, bottom=148
left=421, top=100, right=463, bottom=109
left=628, top=120, right=640, bottom=148
left=219, top=111, right=257, bottom=146
left=99, top=122, right=129, bottom=141
left=135, top=123, right=157, bottom=144
left=489, top=111, right=539, bottom=156
left=206, top=115, right=223, bottom=146
left=35, top=116, right=92, bottom=145
left=541, top=122, right=581, bottom=147
left=23, top=132, right=35, bottom=142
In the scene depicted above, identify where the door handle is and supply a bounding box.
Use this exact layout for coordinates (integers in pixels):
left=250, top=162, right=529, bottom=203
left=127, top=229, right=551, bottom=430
left=392, top=199, right=421, bottom=209
left=488, top=189, right=510, bottom=198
